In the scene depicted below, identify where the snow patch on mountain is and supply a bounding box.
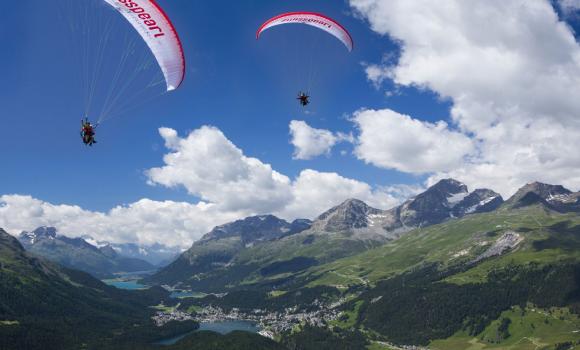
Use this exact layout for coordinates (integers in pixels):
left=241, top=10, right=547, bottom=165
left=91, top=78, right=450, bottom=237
left=465, top=195, right=501, bottom=214
left=447, top=192, right=469, bottom=207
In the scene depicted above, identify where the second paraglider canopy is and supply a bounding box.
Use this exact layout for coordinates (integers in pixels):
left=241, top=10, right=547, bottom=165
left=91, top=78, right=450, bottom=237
left=257, top=12, right=353, bottom=52
left=256, top=11, right=353, bottom=109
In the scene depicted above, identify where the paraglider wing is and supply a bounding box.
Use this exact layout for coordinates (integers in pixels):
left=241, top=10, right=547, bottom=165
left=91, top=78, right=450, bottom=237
left=102, top=0, right=185, bottom=91
left=257, top=12, right=353, bottom=52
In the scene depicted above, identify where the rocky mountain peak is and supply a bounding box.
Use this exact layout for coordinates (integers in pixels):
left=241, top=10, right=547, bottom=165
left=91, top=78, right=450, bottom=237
left=429, top=178, right=469, bottom=195
left=317, top=198, right=370, bottom=216
left=507, top=182, right=579, bottom=211
left=313, top=198, right=383, bottom=232
left=518, top=182, right=571, bottom=198
left=19, top=226, right=58, bottom=245
left=202, top=214, right=310, bottom=244
left=400, top=179, right=469, bottom=227
left=386, top=180, right=504, bottom=231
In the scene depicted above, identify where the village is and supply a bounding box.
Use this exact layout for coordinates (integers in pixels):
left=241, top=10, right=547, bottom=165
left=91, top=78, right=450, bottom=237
left=192, top=299, right=344, bottom=337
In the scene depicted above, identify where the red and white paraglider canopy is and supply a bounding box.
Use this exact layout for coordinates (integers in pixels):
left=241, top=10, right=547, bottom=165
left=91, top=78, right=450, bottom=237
left=103, top=0, right=185, bottom=91
left=257, top=12, right=353, bottom=52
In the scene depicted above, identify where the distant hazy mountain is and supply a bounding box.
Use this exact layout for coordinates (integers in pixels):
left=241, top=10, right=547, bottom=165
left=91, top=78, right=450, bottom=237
left=83, top=237, right=183, bottom=267
left=19, top=227, right=154, bottom=278
left=147, top=179, right=503, bottom=291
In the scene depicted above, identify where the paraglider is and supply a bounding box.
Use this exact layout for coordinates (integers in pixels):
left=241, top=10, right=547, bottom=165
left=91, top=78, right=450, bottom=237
left=62, top=0, right=186, bottom=147
left=257, top=12, right=353, bottom=107
left=80, top=118, right=98, bottom=146
left=297, top=92, right=310, bottom=107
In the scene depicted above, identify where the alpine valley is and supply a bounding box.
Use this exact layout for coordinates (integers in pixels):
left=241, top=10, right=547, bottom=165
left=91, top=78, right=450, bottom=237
left=3, top=179, right=580, bottom=349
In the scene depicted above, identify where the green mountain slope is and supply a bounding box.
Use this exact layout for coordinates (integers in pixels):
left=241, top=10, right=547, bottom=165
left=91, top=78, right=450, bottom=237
left=148, top=179, right=507, bottom=293
left=150, top=222, right=387, bottom=292
left=178, top=202, right=580, bottom=349
left=0, top=228, right=198, bottom=350
left=145, top=181, right=580, bottom=349
left=306, top=205, right=580, bottom=289
left=307, top=205, right=580, bottom=348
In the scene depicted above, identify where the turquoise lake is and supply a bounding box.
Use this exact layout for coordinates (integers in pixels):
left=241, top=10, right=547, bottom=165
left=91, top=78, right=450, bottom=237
left=103, top=279, right=147, bottom=290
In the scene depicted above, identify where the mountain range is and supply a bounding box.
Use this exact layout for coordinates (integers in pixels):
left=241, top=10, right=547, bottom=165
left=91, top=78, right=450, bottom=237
left=4, top=178, right=580, bottom=349
left=148, top=178, right=580, bottom=349
left=82, top=237, right=183, bottom=267
left=18, top=227, right=156, bottom=278
left=146, top=179, right=505, bottom=290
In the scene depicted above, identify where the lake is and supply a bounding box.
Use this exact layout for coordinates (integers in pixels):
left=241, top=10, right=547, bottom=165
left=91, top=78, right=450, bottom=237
left=104, top=280, right=205, bottom=298
left=104, top=279, right=147, bottom=290
left=103, top=280, right=259, bottom=346
left=155, top=320, right=259, bottom=346
left=170, top=290, right=206, bottom=299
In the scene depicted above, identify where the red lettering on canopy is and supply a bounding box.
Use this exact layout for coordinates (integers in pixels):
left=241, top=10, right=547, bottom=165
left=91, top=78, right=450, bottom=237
left=116, top=0, right=165, bottom=38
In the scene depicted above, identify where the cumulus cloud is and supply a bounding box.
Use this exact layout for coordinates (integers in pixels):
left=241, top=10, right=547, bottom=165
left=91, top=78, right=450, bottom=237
left=353, top=109, right=474, bottom=173
left=147, top=126, right=293, bottom=213
left=278, top=169, right=405, bottom=219
left=147, top=126, right=406, bottom=220
left=365, top=64, right=392, bottom=88
left=289, top=120, right=352, bottom=160
left=0, top=195, right=241, bottom=248
left=349, top=0, right=580, bottom=196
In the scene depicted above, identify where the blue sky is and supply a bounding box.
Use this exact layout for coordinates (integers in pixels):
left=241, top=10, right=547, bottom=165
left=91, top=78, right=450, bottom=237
left=0, top=0, right=451, bottom=212
left=2, top=0, right=580, bottom=247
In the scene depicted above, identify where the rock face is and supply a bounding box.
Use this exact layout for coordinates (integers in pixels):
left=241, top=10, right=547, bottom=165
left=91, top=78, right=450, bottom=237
left=451, top=189, right=504, bottom=217
left=506, top=182, right=580, bottom=212
left=19, top=226, right=57, bottom=245
left=312, top=199, right=383, bottom=232
left=201, top=215, right=311, bottom=245
left=18, top=227, right=154, bottom=278
left=473, top=231, right=523, bottom=263
left=308, top=179, right=504, bottom=240
left=394, top=179, right=503, bottom=229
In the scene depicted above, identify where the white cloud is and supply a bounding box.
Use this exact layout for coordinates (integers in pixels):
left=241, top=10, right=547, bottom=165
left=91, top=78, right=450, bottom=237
left=560, top=0, right=580, bottom=13
left=289, top=120, right=352, bottom=160
left=147, top=126, right=406, bottom=220
left=278, top=169, right=405, bottom=219
left=350, top=0, right=580, bottom=197
left=147, top=126, right=293, bottom=213
left=353, top=109, right=474, bottom=173
left=365, top=64, right=392, bottom=88
left=0, top=195, right=241, bottom=249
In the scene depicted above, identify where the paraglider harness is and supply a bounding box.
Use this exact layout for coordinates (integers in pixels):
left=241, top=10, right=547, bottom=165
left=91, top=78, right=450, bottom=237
left=80, top=118, right=98, bottom=146
left=297, top=92, right=310, bottom=107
